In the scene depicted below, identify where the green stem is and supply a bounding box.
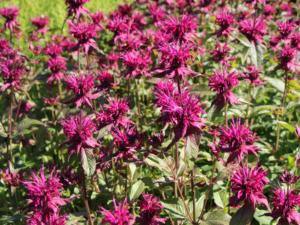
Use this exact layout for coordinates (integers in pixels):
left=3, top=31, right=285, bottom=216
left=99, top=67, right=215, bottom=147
left=275, top=72, right=289, bottom=152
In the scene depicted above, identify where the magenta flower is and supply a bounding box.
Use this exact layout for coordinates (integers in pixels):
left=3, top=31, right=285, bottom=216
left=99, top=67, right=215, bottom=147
left=121, top=50, right=152, bottom=78
left=27, top=212, right=67, bottom=225
left=44, top=43, right=63, bottom=57
left=157, top=42, right=193, bottom=80
left=137, top=194, right=166, bottom=225
left=91, top=11, right=105, bottom=27
left=271, top=188, right=300, bottom=225
left=215, top=10, right=235, bottom=37
left=62, top=114, right=98, bottom=154
left=290, top=32, right=300, bottom=50
left=279, top=170, right=299, bottom=185
left=230, top=165, right=269, bottom=208
left=111, top=124, right=141, bottom=160
left=154, top=81, right=205, bottom=140
left=0, top=45, right=26, bottom=92
left=69, top=21, right=98, bottom=53
left=0, top=6, right=20, bottom=32
left=47, top=56, right=66, bottom=83
left=209, top=70, right=239, bottom=108
left=96, top=98, right=129, bottom=128
left=97, top=71, right=115, bottom=90
left=277, top=21, right=295, bottom=39
left=263, top=4, right=275, bottom=18
left=239, top=17, right=266, bottom=43
left=65, top=73, right=100, bottom=108
left=100, top=199, right=135, bottom=225
left=31, top=16, right=49, bottom=35
left=65, top=0, right=89, bottom=17
left=211, top=42, right=233, bottom=66
left=23, top=168, right=67, bottom=225
left=242, top=65, right=263, bottom=86
left=158, top=14, right=198, bottom=42
left=278, top=45, right=298, bottom=72
left=2, top=169, right=22, bottom=187
left=148, top=3, right=166, bottom=22
left=211, top=120, right=258, bottom=164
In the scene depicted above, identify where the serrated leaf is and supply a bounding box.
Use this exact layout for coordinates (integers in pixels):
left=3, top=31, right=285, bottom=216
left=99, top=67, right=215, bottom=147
left=254, top=209, right=273, bottom=225
left=186, top=135, right=199, bottom=159
left=144, top=154, right=172, bottom=176
left=249, top=42, right=258, bottom=67
left=129, top=180, right=145, bottom=201
left=81, top=149, right=96, bottom=177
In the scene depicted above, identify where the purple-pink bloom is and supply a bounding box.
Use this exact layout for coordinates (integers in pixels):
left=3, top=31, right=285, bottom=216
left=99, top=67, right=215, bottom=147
left=23, top=168, right=67, bottom=225
left=211, top=120, right=258, bottom=164
left=158, top=14, right=198, bottom=42
left=278, top=45, right=298, bottom=72
left=65, top=73, right=100, bottom=108
left=97, top=71, right=115, bottom=90
left=211, top=42, right=233, bottom=66
left=31, top=16, right=49, bottom=35
left=230, top=165, right=269, bottom=208
left=62, top=114, right=98, bottom=154
left=209, top=70, right=239, bottom=107
left=157, top=42, right=194, bottom=80
left=65, top=0, right=89, bottom=17
left=121, top=50, right=152, bottom=78
left=0, top=44, right=26, bottom=92
left=154, top=81, right=205, bottom=140
left=69, top=21, right=98, bottom=53
left=137, top=194, right=166, bottom=225
left=277, top=21, right=295, bottom=39
left=100, top=198, right=135, bottom=225
left=47, top=56, right=66, bottom=83
left=111, top=124, right=141, bottom=160
left=271, top=188, right=300, bottom=225
left=239, top=17, right=266, bottom=43
left=96, top=98, right=129, bottom=128
left=242, top=65, right=263, bottom=86
left=279, top=170, right=299, bottom=185
left=215, top=10, right=235, bottom=37
left=0, top=6, right=20, bottom=32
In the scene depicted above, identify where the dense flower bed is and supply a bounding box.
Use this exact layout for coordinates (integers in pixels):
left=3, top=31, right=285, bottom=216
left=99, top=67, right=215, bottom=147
left=0, top=0, right=300, bottom=224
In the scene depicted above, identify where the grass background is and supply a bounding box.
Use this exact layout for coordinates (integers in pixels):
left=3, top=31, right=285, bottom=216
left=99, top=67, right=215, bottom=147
left=0, top=0, right=127, bottom=33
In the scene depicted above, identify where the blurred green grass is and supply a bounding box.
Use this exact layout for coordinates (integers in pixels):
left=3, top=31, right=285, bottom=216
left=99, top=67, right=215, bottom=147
left=0, top=0, right=127, bottom=33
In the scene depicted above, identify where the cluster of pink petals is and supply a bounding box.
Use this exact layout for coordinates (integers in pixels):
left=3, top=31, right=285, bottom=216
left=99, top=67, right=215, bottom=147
left=242, top=65, right=263, bottom=86
left=62, top=114, right=98, bottom=154
left=230, top=165, right=269, bottom=208
left=23, top=169, right=67, bottom=225
left=215, top=9, right=235, bottom=37
left=209, top=70, right=239, bottom=108
left=65, top=0, right=90, bottom=17
left=138, top=194, right=166, bottom=225
left=239, top=17, right=266, bottom=43
left=65, top=73, right=100, bottom=108
left=0, top=6, right=20, bottom=33
left=0, top=39, right=26, bottom=92
left=154, top=81, right=205, bottom=140
left=271, top=188, right=300, bottom=225
left=100, top=199, right=135, bottom=225
left=211, top=120, right=258, bottom=164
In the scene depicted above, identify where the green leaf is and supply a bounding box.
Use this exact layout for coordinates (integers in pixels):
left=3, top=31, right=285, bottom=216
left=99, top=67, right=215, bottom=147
left=186, top=135, right=199, bottom=159
left=129, top=180, right=145, bottom=201
left=194, top=195, right=206, bottom=219
left=81, top=149, right=96, bottom=177
left=161, top=199, right=186, bottom=219
left=144, top=154, right=172, bottom=176
left=203, top=209, right=231, bottom=225
left=254, top=209, right=273, bottom=225
left=230, top=203, right=255, bottom=225
left=128, top=163, right=138, bottom=182
left=0, top=122, right=6, bottom=138
left=213, top=190, right=228, bottom=209
left=249, top=42, right=258, bottom=67
left=17, top=117, right=45, bottom=134
left=264, top=77, right=285, bottom=92
left=276, top=121, right=295, bottom=133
